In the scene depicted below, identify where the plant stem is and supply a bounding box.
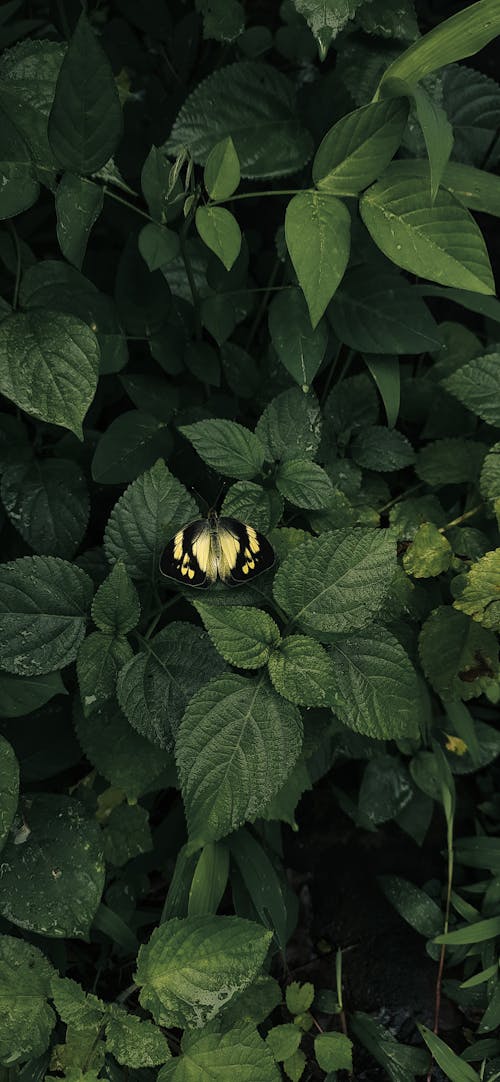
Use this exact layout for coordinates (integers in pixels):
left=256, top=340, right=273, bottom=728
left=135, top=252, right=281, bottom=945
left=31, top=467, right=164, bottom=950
left=212, top=188, right=311, bottom=206
left=245, top=257, right=281, bottom=351
left=103, top=186, right=152, bottom=222
left=179, top=223, right=202, bottom=340
left=439, top=504, right=482, bottom=532
left=427, top=804, right=454, bottom=1082
left=8, top=222, right=21, bottom=310
left=378, top=481, right=425, bottom=514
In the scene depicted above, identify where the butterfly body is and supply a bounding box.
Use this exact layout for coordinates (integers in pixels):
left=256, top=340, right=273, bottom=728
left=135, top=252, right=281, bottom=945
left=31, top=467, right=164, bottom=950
left=160, top=510, right=274, bottom=588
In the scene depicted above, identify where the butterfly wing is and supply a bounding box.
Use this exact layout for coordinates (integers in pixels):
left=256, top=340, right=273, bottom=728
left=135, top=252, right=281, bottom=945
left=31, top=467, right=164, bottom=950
left=160, top=520, right=213, bottom=587
left=217, top=517, right=275, bottom=585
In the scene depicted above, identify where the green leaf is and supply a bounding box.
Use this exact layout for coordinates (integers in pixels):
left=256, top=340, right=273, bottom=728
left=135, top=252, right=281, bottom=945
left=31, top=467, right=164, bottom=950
left=378, top=875, right=442, bottom=937
left=268, top=635, right=337, bottom=707
left=75, top=699, right=173, bottom=801
left=285, top=192, right=351, bottom=327
left=102, top=803, right=152, bottom=867
left=221, top=975, right=282, bottom=1028
left=328, top=266, right=440, bottom=354
left=409, top=85, right=454, bottom=202
left=0, top=105, right=39, bottom=219
left=364, top=354, right=400, bottom=428
left=444, top=352, right=500, bottom=426
left=0, top=793, right=104, bottom=937
left=416, top=439, right=486, bottom=486
left=0, top=670, right=66, bottom=717
left=360, top=175, right=494, bottom=295
left=195, top=206, right=241, bottom=272
left=0, top=556, right=92, bottom=676
left=136, top=915, right=271, bottom=1028
left=138, top=222, right=180, bottom=272
left=104, top=459, right=198, bottom=580
left=329, top=629, right=420, bottom=738
left=442, top=64, right=500, bottom=168
left=55, top=173, right=104, bottom=270
left=92, top=412, right=171, bottom=485
left=168, top=61, right=313, bottom=179
left=176, top=673, right=303, bottom=844
left=48, top=12, right=122, bottom=174
left=179, top=419, right=265, bottom=480
left=229, top=829, right=288, bottom=948
left=315, top=1032, right=353, bottom=1073
left=204, top=136, right=240, bottom=199
left=359, top=754, right=413, bottom=824
left=269, top=288, right=328, bottom=388
left=313, top=97, right=408, bottom=195
left=266, top=1024, right=301, bottom=1062
left=77, top=631, right=132, bottom=714
left=351, top=425, right=415, bottom=471
left=188, top=842, right=230, bottom=916
left=0, top=734, right=18, bottom=852
left=260, top=758, right=312, bottom=829
left=357, top=0, right=419, bottom=41
left=286, top=982, right=314, bottom=1015
left=197, top=0, right=246, bottom=43
left=1, top=458, right=89, bottom=559
left=0, top=39, right=65, bottom=179
left=293, top=0, right=365, bottom=57
left=221, top=481, right=283, bottom=533
left=256, top=388, right=322, bottom=464
left=352, top=1012, right=430, bottom=1082
left=0, top=308, right=99, bottom=438
left=274, top=528, right=396, bottom=637
left=159, top=1019, right=280, bottom=1081
left=276, top=459, right=333, bottom=509
left=105, top=1009, right=170, bottom=1067
left=480, top=442, right=500, bottom=502
left=194, top=602, right=280, bottom=669
left=402, top=522, right=453, bottom=578
left=0, top=935, right=55, bottom=1067
left=454, top=549, right=500, bottom=631
left=419, top=606, right=498, bottom=702
left=417, top=1024, right=480, bottom=1082
left=92, top=562, right=140, bottom=636
left=435, top=915, right=500, bottom=946
left=283, top=1048, right=306, bottom=1082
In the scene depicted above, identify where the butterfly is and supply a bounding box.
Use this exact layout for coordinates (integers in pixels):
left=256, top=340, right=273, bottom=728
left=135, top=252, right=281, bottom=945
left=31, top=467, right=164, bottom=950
left=160, top=509, right=274, bottom=588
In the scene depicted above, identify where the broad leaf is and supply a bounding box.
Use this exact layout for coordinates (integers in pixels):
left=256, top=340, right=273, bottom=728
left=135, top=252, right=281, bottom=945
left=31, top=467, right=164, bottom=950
left=74, top=700, right=173, bottom=800
left=269, top=288, right=328, bottom=388
left=179, top=419, right=265, bottom=480
left=1, top=458, right=89, bottom=558
left=196, top=206, right=241, bottom=271
left=55, top=173, right=104, bottom=269
left=92, top=412, right=171, bottom=484
left=105, top=1009, right=170, bottom=1067
left=313, top=97, right=409, bottom=195
left=268, top=634, right=338, bottom=707
left=221, top=481, right=283, bottom=533
left=77, top=631, right=132, bottom=714
left=350, top=426, right=415, bottom=471
left=416, top=439, right=486, bottom=486
left=378, top=875, right=442, bottom=937
left=285, top=191, right=351, bottom=327
left=204, top=136, right=240, bottom=200
left=0, top=106, right=39, bottom=219
left=266, top=1024, right=302, bottom=1062
left=159, top=1020, right=280, bottom=1081
left=139, top=222, right=180, bottom=272
left=194, top=602, right=280, bottom=669
left=454, top=550, right=500, bottom=631
left=103, top=803, right=152, bottom=868
left=420, top=607, right=499, bottom=704
left=328, top=267, right=440, bottom=354
left=0, top=735, right=18, bottom=851
left=329, top=629, right=421, bottom=738
left=276, top=459, right=334, bottom=509
left=0, top=39, right=65, bottom=178
left=315, top=1032, right=353, bottom=1073
left=293, top=0, right=366, bottom=58
left=0, top=936, right=55, bottom=1066
left=0, top=670, right=66, bottom=718
left=444, top=352, right=500, bottom=426
left=92, top=562, right=140, bottom=636
left=402, top=523, right=452, bottom=578
left=255, top=388, right=322, bottom=464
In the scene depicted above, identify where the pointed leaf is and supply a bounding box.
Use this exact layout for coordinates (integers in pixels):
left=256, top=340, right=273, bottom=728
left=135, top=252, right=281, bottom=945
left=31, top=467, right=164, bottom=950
left=204, top=136, right=240, bottom=200
left=179, top=419, right=265, bottom=479
left=313, top=97, right=409, bottom=195
left=194, top=602, right=280, bottom=669
left=329, top=629, right=421, bottom=738
left=285, top=191, right=350, bottom=327
left=55, top=173, right=104, bottom=269
left=196, top=206, right=241, bottom=271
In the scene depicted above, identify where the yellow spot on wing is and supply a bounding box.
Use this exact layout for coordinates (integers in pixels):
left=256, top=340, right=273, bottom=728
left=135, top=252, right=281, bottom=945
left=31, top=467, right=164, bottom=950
left=246, top=527, right=260, bottom=554
left=188, top=567, right=195, bottom=580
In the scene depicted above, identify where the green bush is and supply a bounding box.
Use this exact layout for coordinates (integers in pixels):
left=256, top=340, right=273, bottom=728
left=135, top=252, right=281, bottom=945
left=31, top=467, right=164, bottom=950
left=0, top=1, right=500, bottom=1079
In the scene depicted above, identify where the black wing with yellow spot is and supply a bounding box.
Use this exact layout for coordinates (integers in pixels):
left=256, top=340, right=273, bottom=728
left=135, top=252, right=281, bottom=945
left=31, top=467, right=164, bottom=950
left=159, top=521, right=211, bottom=588
left=218, top=517, right=275, bottom=585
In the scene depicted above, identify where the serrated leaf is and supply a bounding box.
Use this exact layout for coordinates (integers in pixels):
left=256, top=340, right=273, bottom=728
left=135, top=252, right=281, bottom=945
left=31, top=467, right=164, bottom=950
left=221, top=481, right=283, bottom=533
left=0, top=794, right=104, bottom=937
left=194, top=602, right=280, bottom=669
left=0, top=735, right=18, bottom=852
left=204, top=136, right=240, bottom=199
left=480, top=442, right=500, bottom=502
left=74, top=699, right=172, bottom=800
left=293, top=0, right=365, bottom=56
left=0, top=105, right=39, bottom=219
left=136, top=915, right=271, bottom=1028
left=416, top=438, right=486, bottom=486
left=269, top=288, right=328, bottom=388
left=0, top=556, right=92, bottom=676
left=329, top=628, right=420, bottom=738
left=274, top=528, right=396, bottom=637
left=285, top=192, right=350, bottom=327
left=313, top=97, right=409, bottom=195
left=276, top=459, right=333, bottom=509
left=117, top=622, right=226, bottom=749
left=196, top=206, right=241, bottom=272
left=379, top=875, right=442, bottom=937
left=105, top=1009, right=170, bottom=1067
left=444, top=352, right=500, bottom=426
left=48, top=13, right=122, bottom=174
left=55, top=174, right=104, bottom=270
left=315, top=1032, right=353, bottom=1072
left=92, top=412, right=171, bottom=485
left=283, top=1047, right=306, bottom=1082
left=420, top=606, right=498, bottom=702
left=350, top=426, right=415, bottom=471
left=92, top=562, right=140, bottom=635
left=179, top=419, right=265, bottom=480
left=328, top=266, right=440, bottom=354
left=0, top=308, right=99, bottom=437
left=103, top=803, right=152, bottom=867
left=160, top=1019, right=280, bottom=1081
left=454, top=549, right=500, bottom=631
left=77, top=631, right=132, bottom=714
left=0, top=670, right=66, bottom=718
left=268, top=635, right=337, bottom=707
left=0, top=935, right=55, bottom=1067
left=0, top=39, right=65, bottom=178
left=286, top=982, right=314, bottom=1015
left=266, top=1024, right=302, bottom=1062
left=443, top=64, right=500, bottom=168
left=403, top=522, right=452, bottom=578
left=176, top=673, right=303, bottom=844
left=168, top=61, right=312, bottom=179
left=256, top=388, right=322, bottom=464
left=360, top=174, right=494, bottom=295
left=104, top=459, right=198, bottom=580
left=1, top=458, right=89, bottom=558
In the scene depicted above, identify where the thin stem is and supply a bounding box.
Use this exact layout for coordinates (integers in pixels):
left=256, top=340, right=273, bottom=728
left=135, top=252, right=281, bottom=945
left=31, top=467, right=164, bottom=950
left=320, top=342, right=343, bottom=406
left=336, top=348, right=354, bottom=385
left=212, top=188, right=312, bottom=206
left=179, top=223, right=202, bottom=340
left=378, top=481, right=425, bottom=515
left=439, top=504, right=482, bottom=533
left=427, top=806, right=454, bottom=1082
left=8, top=222, right=21, bottom=311
left=103, top=186, right=152, bottom=222
left=245, top=258, right=281, bottom=352
left=116, top=982, right=138, bottom=1004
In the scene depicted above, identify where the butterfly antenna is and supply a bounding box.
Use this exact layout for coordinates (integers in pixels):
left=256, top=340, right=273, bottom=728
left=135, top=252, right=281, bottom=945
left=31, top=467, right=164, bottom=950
left=189, top=486, right=209, bottom=513
left=214, top=480, right=230, bottom=510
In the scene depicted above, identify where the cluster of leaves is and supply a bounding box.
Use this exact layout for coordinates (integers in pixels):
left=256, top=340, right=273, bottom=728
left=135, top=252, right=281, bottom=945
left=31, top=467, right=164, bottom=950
left=1, top=0, right=500, bottom=1080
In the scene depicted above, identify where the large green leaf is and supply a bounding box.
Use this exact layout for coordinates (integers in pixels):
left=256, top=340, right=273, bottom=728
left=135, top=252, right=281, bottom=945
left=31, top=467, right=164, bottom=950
left=268, top=634, right=338, bottom=707
left=268, top=288, right=328, bottom=388
left=420, top=606, right=499, bottom=702
left=416, top=438, right=486, bottom=486
left=0, top=670, right=66, bottom=718
left=221, top=482, right=283, bottom=533
left=0, top=39, right=65, bottom=179
left=0, top=105, right=39, bottom=219
left=168, top=61, right=312, bottom=179
left=194, top=602, right=280, bottom=670
left=92, top=561, right=140, bottom=637
left=105, top=1008, right=170, bottom=1068
left=292, top=0, right=366, bottom=57
left=0, top=794, right=104, bottom=937
left=379, top=875, right=442, bottom=938
left=328, top=629, right=420, bottom=738
left=160, top=1020, right=280, bottom=1082
left=0, top=936, right=56, bottom=1067
left=55, top=173, right=104, bottom=270
left=92, top=412, right=172, bottom=485
left=255, top=388, right=321, bottom=464
left=328, top=267, right=440, bottom=354
left=285, top=191, right=351, bottom=328
left=75, top=700, right=173, bottom=801
left=274, top=528, right=396, bottom=637
left=0, top=556, right=92, bottom=676
left=275, top=458, right=334, bottom=509
left=378, top=158, right=500, bottom=218
left=417, top=1025, right=480, bottom=1082
left=350, top=426, right=415, bottom=471
left=444, top=352, right=500, bottom=426
left=179, top=419, right=265, bottom=480
left=136, top=915, right=271, bottom=1028
left=442, top=64, right=500, bottom=168
left=454, top=549, right=500, bottom=631
left=48, top=13, right=122, bottom=174
left=176, top=673, right=303, bottom=843
left=360, top=174, right=494, bottom=294
left=77, top=631, right=132, bottom=715
left=1, top=458, right=89, bottom=559
left=0, top=735, right=18, bottom=852
left=195, top=206, right=241, bottom=272
left=313, top=97, right=409, bottom=195
left=0, top=308, right=100, bottom=437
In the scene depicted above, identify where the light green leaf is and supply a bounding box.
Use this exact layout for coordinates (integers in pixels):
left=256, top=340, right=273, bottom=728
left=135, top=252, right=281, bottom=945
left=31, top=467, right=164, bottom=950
left=454, top=549, right=500, bottom=631
left=416, top=439, right=486, bottom=486
left=48, top=12, right=122, bottom=174
left=221, top=975, right=282, bottom=1028
left=286, top=982, right=314, bottom=1015
left=255, top=388, right=322, bottom=464
left=315, top=1032, right=353, bottom=1072
left=0, top=308, right=99, bottom=437
left=117, top=622, right=226, bottom=749
left=176, top=673, right=303, bottom=843
left=0, top=935, right=55, bottom=1067
left=179, top=419, right=265, bottom=480
left=195, top=206, right=241, bottom=271
left=283, top=1048, right=306, bottom=1082
left=102, top=803, right=152, bottom=867
left=378, top=875, right=442, bottom=937
left=328, top=266, right=440, bottom=354
left=435, top=915, right=500, bottom=946
left=0, top=670, right=66, bottom=717
left=1, top=458, right=89, bottom=559
left=293, top=0, right=365, bottom=57
left=0, top=793, right=104, bottom=937
left=276, top=459, right=333, bottom=509
left=92, top=562, right=140, bottom=636
left=92, top=412, right=171, bottom=485
left=364, top=354, right=400, bottom=428
left=351, top=425, right=415, bottom=471
left=313, top=97, right=408, bottom=195
left=360, top=174, right=494, bottom=295
left=268, top=635, right=337, bottom=707
left=0, top=735, right=18, bottom=852
left=402, top=522, right=453, bottom=578
left=159, top=1019, right=280, bottom=1081
left=0, top=556, right=92, bottom=676
left=480, top=442, right=500, bottom=502
left=274, top=528, right=396, bottom=637
left=168, top=61, right=313, bottom=179
left=104, top=459, right=198, bottom=580
left=0, top=105, right=39, bottom=220
left=285, top=191, right=350, bottom=327
left=194, top=602, right=280, bottom=669
left=266, top=1024, right=301, bottom=1062
left=204, top=136, right=240, bottom=199
left=410, top=85, right=454, bottom=201
left=188, top=842, right=230, bottom=917
left=419, top=606, right=498, bottom=702
left=55, top=173, right=104, bottom=269
left=444, top=352, right=500, bottom=426
left=376, top=158, right=500, bottom=219
left=136, top=915, right=271, bottom=1028
left=221, top=481, right=283, bottom=533
left=105, top=1008, right=170, bottom=1067
left=269, top=288, right=328, bottom=388
left=77, top=631, right=132, bottom=714
left=138, top=222, right=180, bottom=272
left=74, top=700, right=172, bottom=801
left=329, top=629, right=420, bottom=738
left=417, top=1024, right=480, bottom=1082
